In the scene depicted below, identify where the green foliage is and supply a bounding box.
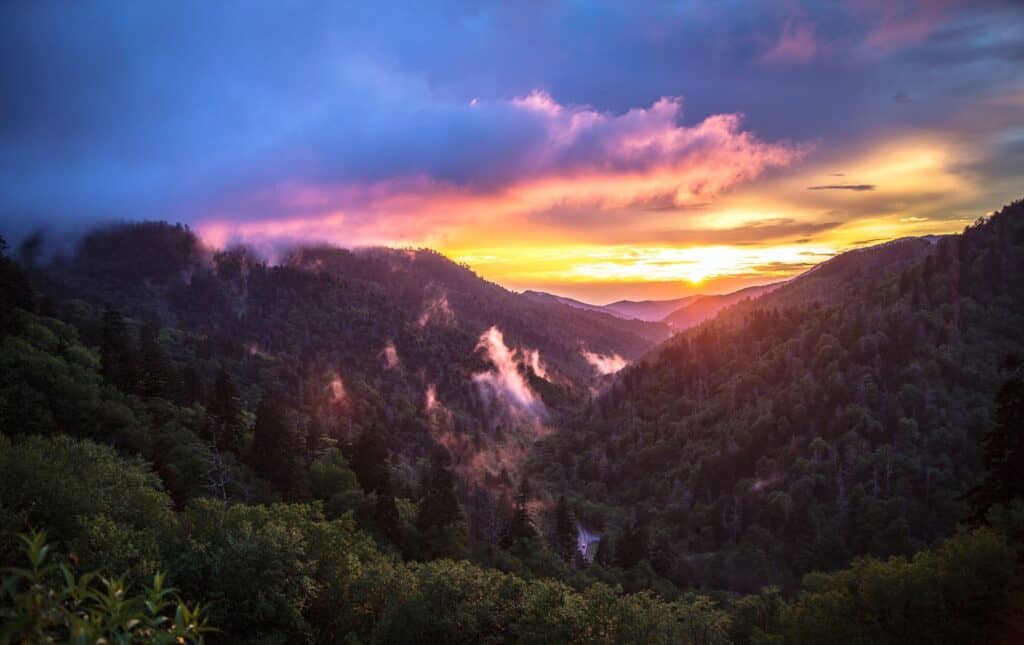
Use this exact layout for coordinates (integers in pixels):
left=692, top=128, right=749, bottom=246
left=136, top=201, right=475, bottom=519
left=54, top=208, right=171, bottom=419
left=166, top=500, right=390, bottom=643
left=781, top=526, right=1020, bottom=644
left=374, top=559, right=730, bottom=645
left=306, top=446, right=365, bottom=516
left=0, top=532, right=213, bottom=644
left=0, top=434, right=174, bottom=580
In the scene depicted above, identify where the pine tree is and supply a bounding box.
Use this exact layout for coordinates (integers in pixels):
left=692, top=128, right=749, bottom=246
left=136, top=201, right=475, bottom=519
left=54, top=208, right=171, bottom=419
left=501, top=478, right=537, bottom=550
left=138, top=319, right=170, bottom=398
left=352, top=425, right=389, bottom=494
left=616, top=516, right=649, bottom=568
left=0, top=236, right=32, bottom=333
left=207, top=370, right=242, bottom=453
left=251, top=393, right=302, bottom=493
left=417, top=450, right=463, bottom=532
left=970, top=354, right=1024, bottom=521
left=374, top=467, right=403, bottom=547
left=416, top=449, right=465, bottom=558
left=99, top=304, right=135, bottom=390
left=650, top=533, right=674, bottom=577
left=594, top=533, right=616, bottom=567
left=554, top=496, right=578, bottom=563
left=177, top=363, right=204, bottom=406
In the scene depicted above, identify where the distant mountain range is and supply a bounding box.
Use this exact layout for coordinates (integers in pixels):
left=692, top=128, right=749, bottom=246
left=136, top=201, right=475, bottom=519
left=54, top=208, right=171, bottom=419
left=522, top=283, right=779, bottom=330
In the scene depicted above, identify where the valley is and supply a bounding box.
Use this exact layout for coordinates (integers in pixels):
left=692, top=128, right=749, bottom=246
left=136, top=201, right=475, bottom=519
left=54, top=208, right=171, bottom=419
left=2, top=200, right=1023, bottom=642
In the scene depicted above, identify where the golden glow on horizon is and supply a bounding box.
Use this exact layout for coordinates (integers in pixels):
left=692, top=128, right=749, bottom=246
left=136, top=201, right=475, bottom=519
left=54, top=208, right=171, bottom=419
left=447, top=243, right=835, bottom=288
left=195, top=132, right=985, bottom=301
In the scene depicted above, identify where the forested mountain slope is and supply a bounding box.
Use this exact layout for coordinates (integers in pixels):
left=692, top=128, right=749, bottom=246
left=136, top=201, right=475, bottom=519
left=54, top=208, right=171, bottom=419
left=28, top=224, right=667, bottom=491
left=531, top=201, right=1024, bottom=591
left=2, top=206, right=1024, bottom=642
left=661, top=284, right=779, bottom=330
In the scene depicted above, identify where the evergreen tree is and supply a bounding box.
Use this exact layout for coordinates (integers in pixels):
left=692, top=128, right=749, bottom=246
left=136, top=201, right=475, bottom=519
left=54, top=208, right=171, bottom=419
left=501, top=478, right=537, bottom=550
left=251, top=393, right=302, bottom=493
left=650, top=533, right=675, bottom=577
left=207, top=370, right=242, bottom=453
left=554, top=496, right=578, bottom=563
left=374, top=466, right=403, bottom=547
left=594, top=533, right=616, bottom=567
left=177, top=363, right=204, bottom=406
left=416, top=449, right=465, bottom=557
left=99, top=304, right=136, bottom=390
left=138, top=319, right=170, bottom=398
left=305, top=420, right=327, bottom=462
left=970, top=354, right=1024, bottom=521
left=352, top=425, right=389, bottom=494
left=0, top=236, right=32, bottom=333
left=616, top=516, right=649, bottom=568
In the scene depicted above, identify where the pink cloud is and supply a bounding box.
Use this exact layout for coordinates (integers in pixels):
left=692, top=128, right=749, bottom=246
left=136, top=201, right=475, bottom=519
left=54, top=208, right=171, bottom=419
left=581, top=349, right=629, bottom=375
left=472, top=327, right=546, bottom=422
left=761, top=20, right=821, bottom=64
left=195, top=92, right=807, bottom=249
left=847, top=0, right=953, bottom=55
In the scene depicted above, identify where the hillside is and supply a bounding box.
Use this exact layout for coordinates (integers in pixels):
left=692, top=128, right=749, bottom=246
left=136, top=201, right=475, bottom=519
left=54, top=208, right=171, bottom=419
left=521, top=289, right=621, bottom=317
left=21, top=224, right=679, bottom=535
left=2, top=206, right=1023, bottom=642
left=661, top=284, right=780, bottom=329
left=605, top=296, right=699, bottom=322
left=525, top=284, right=784, bottom=334
left=530, top=202, right=1024, bottom=592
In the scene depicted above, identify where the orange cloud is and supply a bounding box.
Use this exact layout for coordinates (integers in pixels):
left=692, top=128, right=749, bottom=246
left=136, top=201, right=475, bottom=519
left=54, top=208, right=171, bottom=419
left=195, top=92, right=807, bottom=251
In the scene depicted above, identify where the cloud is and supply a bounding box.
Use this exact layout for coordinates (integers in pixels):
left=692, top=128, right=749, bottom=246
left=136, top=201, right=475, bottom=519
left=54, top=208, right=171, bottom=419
left=2, top=1, right=1023, bottom=301
left=382, top=341, right=400, bottom=369
left=807, top=184, right=876, bottom=191
left=853, top=0, right=952, bottom=55
left=521, top=348, right=549, bottom=381
left=416, top=291, right=455, bottom=328
left=581, top=349, right=629, bottom=375
left=761, top=20, right=821, bottom=64
left=328, top=374, right=347, bottom=405
left=195, top=91, right=807, bottom=250
left=472, top=327, right=547, bottom=422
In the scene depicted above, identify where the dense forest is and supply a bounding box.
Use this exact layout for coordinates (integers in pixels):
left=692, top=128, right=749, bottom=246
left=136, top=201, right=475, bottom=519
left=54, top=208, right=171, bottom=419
left=532, top=201, right=1024, bottom=591
left=2, top=201, right=1024, bottom=643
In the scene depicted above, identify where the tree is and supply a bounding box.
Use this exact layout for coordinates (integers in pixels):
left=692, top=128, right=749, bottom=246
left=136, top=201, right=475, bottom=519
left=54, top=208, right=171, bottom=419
left=99, top=304, right=136, bottom=390
left=0, top=235, right=32, bottom=333
left=617, top=516, right=649, bottom=569
left=595, top=533, right=617, bottom=567
left=251, top=393, right=302, bottom=493
left=970, top=354, right=1024, bottom=521
left=206, top=370, right=242, bottom=453
left=502, top=478, right=538, bottom=551
left=138, top=318, right=170, bottom=398
left=374, top=468, right=403, bottom=547
left=352, top=425, right=389, bottom=494
left=416, top=450, right=465, bottom=558
left=553, top=495, right=577, bottom=563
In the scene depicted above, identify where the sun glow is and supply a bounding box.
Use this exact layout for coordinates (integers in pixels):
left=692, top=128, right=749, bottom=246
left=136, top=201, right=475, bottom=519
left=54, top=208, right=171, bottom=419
left=450, top=243, right=835, bottom=288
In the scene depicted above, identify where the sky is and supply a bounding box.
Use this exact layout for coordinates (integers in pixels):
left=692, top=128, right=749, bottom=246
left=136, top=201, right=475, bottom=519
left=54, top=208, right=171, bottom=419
left=2, top=1, right=1023, bottom=303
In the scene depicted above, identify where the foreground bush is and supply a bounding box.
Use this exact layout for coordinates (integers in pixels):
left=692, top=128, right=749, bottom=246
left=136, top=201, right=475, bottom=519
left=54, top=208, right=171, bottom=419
left=0, top=532, right=213, bottom=644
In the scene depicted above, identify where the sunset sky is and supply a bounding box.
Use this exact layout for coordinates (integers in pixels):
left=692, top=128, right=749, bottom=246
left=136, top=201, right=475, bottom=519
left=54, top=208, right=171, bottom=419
left=2, top=1, right=1023, bottom=302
